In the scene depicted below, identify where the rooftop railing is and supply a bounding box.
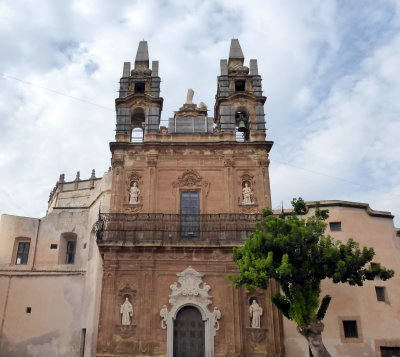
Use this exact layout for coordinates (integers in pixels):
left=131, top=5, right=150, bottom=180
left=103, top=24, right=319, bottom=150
left=95, top=213, right=262, bottom=245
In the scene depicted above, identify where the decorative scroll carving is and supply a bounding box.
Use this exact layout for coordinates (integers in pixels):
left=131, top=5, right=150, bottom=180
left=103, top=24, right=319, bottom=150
left=246, top=328, right=267, bottom=343
left=112, top=159, right=124, bottom=168
left=172, top=169, right=210, bottom=196
left=123, top=203, right=143, bottom=213
left=160, top=305, right=169, bottom=329
left=168, top=266, right=212, bottom=306
left=147, top=160, right=157, bottom=167
left=238, top=204, right=259, bottom=214
left=115, top=325, right=136, bottom=339
left=224, top=159, right=234, bottom=167
left=258, top=158, right=270, bottom=167
left=212, top=307, right=221, bottom=331
left=241, top=173, right=255, bottom=186
left=128, top=172, right=143, bottom=186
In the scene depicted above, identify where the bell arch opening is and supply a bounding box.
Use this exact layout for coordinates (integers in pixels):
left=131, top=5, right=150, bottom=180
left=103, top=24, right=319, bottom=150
left=131, top=107, right=145, bottom=142
left=235, top=107, right=249, bottom=142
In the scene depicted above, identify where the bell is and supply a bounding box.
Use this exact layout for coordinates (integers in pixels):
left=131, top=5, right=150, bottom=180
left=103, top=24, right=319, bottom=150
left=238, top=120, right=247, bottom=132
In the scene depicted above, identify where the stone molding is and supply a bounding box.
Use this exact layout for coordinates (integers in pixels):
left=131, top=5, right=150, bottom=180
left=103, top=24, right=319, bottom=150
left=160, top=266, right=221, bottom=357
left=172, top=169, right=210, bottom=196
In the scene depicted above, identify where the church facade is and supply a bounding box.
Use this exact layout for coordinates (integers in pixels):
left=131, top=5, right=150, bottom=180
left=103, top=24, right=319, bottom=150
left=0, top=40, right=399, bottom=357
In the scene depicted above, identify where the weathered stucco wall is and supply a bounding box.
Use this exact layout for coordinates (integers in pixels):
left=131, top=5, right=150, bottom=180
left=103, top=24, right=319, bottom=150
left=283, top=203, right=400, bottom=357
left=0, top=172, right=111, bottom=357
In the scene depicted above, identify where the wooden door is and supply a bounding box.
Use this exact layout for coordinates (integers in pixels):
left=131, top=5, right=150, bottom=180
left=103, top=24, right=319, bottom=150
left=173, top=306, right=204, bottom=357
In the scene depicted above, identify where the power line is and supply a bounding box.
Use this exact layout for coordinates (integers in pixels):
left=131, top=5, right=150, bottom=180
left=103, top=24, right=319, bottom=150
left=270, top=158, right=400, bottom=196
left=1, top=72, right=398, bottom=198
left=0, top=72, right=114, bottom=111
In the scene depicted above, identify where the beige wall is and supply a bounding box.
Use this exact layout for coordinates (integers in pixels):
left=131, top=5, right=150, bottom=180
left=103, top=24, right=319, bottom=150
left=0, top=172, right=111, bottom=357
left=283, top=203, right=400, bottom=357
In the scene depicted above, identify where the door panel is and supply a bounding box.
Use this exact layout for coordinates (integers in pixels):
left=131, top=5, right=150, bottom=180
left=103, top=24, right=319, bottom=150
left=173, top=306, right=204, bottom=357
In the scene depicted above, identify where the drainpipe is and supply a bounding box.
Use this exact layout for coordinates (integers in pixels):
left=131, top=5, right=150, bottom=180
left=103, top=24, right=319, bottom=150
left=32, top=218, right=41, bottom=271
left=0, top=276, right=11, bottom=350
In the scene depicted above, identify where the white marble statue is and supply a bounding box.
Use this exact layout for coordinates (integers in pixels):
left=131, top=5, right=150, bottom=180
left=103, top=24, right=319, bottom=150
left=242, top=182, right=253, bottom=205
left=186, top=88, right=194, bottom=104
left=198, top=101, right=208, bottom=110
left=249, top=299, right=262, bottom=328
left=129, top=182, right=140, bottom=204
left=160, top=305, right=169, bottom=329
left=120, top=297, right=133, bottom=325
left=212, top=307, right=221, bottom=330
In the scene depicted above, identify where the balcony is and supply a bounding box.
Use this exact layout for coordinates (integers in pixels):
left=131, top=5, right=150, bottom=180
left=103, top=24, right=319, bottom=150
left=95, top=213, right=262, bottom=246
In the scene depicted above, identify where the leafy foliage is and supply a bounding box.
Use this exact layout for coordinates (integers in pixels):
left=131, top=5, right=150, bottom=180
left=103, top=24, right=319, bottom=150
left=230, top=198, right=394, bottom=329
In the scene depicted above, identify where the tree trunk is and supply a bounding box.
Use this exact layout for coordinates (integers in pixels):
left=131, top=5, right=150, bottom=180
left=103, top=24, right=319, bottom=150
left=298, top=321, right=331, bottom=357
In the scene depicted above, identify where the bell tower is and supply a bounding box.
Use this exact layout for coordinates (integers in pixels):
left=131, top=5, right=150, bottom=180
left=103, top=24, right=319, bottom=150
left=214, top=39, right=266, bottom=142
left=115, top=41, right=163, bottom=142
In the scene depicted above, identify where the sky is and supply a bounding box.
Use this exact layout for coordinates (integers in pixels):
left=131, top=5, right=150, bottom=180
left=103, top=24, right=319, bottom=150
left=0, top=0, right=399, bottom=226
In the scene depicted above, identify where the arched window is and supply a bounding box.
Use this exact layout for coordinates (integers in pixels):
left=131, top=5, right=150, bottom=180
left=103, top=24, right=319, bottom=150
left=235, top=107, right=249, bottom=142
left=131, top=108, right=145, bottom=142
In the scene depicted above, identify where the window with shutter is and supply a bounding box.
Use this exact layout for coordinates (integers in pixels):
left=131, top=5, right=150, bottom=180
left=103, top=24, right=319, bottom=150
left=16, top=242, right=30, bottom=265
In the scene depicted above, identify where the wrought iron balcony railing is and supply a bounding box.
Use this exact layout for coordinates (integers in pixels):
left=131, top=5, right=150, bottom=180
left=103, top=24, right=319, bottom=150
left=95, top=213, right=262, bottom=245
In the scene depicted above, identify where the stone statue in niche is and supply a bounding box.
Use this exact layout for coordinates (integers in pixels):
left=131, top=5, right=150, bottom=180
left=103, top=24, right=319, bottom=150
left=120, top=297, right=133, bottom=325
left=160, top=305, right=169, bottom=329
left=212, top=307, right=221, bottom=330
left=186, top=88, right=194, bottom=104
left=249, top=299, right=263, bottom=328
left=129, top=182, right=140, bottom=204
left=242, top=182, right=254, bottom=205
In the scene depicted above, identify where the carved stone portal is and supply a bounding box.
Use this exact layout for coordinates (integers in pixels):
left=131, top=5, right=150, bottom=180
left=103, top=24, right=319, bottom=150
left=160, top=267, right=221, bottom=357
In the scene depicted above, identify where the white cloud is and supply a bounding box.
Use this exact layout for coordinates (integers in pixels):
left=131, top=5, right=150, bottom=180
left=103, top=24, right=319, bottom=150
left=0, top=0, right=399, bottom=226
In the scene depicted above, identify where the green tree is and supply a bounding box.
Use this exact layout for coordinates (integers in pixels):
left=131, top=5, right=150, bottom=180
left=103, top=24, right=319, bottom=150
left=230, top=198, right=394, bottom=357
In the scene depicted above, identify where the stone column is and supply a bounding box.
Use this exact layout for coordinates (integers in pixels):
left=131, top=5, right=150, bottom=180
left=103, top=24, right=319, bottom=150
left=96, top=257, right=118, bottom=354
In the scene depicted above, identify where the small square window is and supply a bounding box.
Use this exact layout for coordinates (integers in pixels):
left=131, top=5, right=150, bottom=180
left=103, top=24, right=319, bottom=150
left=343, top=320, right=358, bottom=338
left=235, top=80, right=245, bottom=91
left=50, top=244, right=58, bottom=249
left=26, top=307, right=32, bottom=313
left=329, top=222, right=342, bottom=231
left=375, top=286, right=387, bottom=302
left=16, top=242, right=30, bottom=265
